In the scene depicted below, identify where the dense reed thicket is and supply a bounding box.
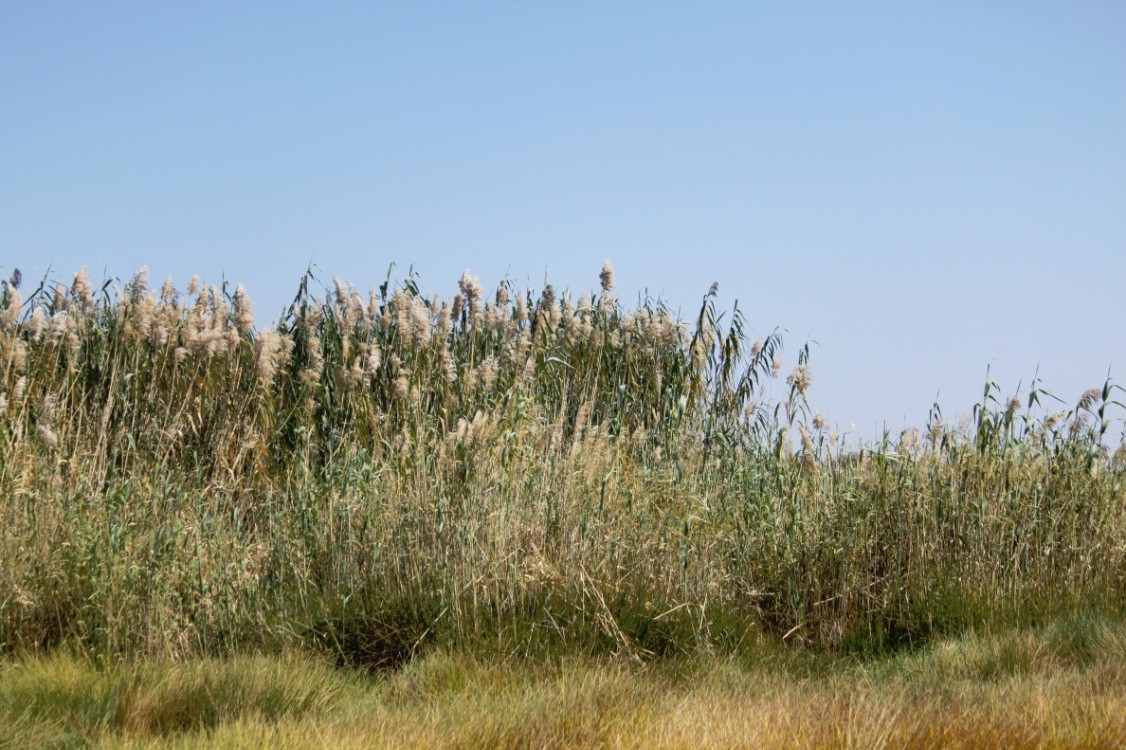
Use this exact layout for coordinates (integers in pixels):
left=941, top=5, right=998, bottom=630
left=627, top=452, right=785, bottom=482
left=1, top=265, right=1123, bottom=665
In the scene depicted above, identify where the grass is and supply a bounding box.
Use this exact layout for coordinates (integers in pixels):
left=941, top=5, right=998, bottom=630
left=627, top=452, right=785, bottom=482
left=3, top=615, right=1125, bottom=748
left=0, top=263, right=1124, bottom=746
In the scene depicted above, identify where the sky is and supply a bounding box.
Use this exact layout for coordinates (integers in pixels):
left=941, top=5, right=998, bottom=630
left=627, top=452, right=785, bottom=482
left=2, top=2, right=1124, bottom=438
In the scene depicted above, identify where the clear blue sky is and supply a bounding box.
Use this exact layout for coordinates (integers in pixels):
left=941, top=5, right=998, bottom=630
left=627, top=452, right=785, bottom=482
left=3, top=2, right=1124, bottom=437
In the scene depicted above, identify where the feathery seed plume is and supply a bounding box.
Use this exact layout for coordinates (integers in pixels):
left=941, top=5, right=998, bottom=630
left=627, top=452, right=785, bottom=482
left=787, top=364, right=812, bottom=399
left=53, top=282, right=67, bottom=311
left=26, top=307, right=47, bottom=341
left=599, top=261, right=615, bottom=293
left=233, top=284, right=255, bottom=335
left=130, top=266, right=149, bottom=302
left=364, top=345, right=382, bottom=379
left=254, top=329, right=284, bottom=385
left=73, top=267, right=93, bottom=309
left=459, top=270, right=484, bottom=324
left=1, top=289, right=23, bottom=330
left=479, top=355, right=498, bottom=391
left=1077, top=388, right=1101, bottom=413
left=36, top=423, right=59, bottom=449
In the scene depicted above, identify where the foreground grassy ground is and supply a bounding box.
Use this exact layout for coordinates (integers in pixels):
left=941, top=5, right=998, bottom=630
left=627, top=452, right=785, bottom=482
left=4, top=614, right=1125, bottom=749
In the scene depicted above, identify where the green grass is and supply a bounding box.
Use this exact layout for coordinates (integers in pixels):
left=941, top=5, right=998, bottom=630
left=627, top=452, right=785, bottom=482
left=3, top=616, right=1125, bottom=748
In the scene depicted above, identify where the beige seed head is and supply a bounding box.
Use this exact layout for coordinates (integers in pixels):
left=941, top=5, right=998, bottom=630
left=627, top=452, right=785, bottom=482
left=440, top=345, right=457, bottom=383
left=599, top=292, right=616, bottom=314
left=1077, top=387, right=1101, bottom=413
left=50, top=311, right=67, bottom=339
left=130, top=266, right=149, bottom=301
left=1, top=289, right=23, bottom=330
left=254, top=329, right=284, bottom=385
left=599, top=261, right=615, bottom=293
left=233, top=284, right=255, bottom=335
left=365, top=345, right=382, bottom=379
left=459, top=270, right=483, bottom=318
left=36, top=423, right=59, bottom=449
left=480, top=355, right=498, bottom=391
left=26, top=307, right=47, bottom=341
left=13, top=375, right=27, bottom=402
left=787, top=365, right=812, bottom=398
left=437, top=303, right=453, bottom=338
left=5, top=338, right=27, bottom=371
left=73, top=267, right=93, bottom=308
left=53, top=282, right=68, bottom=311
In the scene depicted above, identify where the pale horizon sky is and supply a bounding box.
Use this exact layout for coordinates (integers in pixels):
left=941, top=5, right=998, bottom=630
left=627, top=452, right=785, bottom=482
left=3, top=2, right=1124, bottom=439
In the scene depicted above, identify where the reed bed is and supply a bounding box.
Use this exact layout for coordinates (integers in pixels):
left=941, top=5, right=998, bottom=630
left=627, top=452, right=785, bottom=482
left=0, top=265, right=1123, bottom=665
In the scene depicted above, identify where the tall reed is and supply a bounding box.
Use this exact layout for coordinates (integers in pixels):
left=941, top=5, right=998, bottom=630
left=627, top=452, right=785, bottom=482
left=0, top=265, right=1122, bottom=664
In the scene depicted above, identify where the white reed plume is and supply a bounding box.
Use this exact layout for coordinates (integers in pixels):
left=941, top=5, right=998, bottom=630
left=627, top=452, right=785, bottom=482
left=787, top=364, right=812, bottom=399
left=73, top=267, right=93, bottom=310
left=4, top=338, right=27, bottom=371
left=160, top=275, right=177, bottom=303
left=599, top=261, right=616, bottom=293
left=1, top=289, right=22, bottom=330
left=299, top=335, right=324, bottom=386
left=254, top=328, right=288, bottom=385
left=36, top=423, right=59, bottom=449
left=233, top=284, right=255, bottom=335
left=50, top=311, right=67, bottom=339
left=410, top=295, right=433, bottom=347
left=1077, top=387, right=1101, bottom=414
left=437, top=302, right=453, bottom=339
left=364, top=344, right=382, bottom=380
left=52, top=282, right=67, bottom=311
left=12, top=375, right=26, bottom=402
left=479, top=355, right=498, bottom=391
left=333, top=276, right=349, bottom=310
left=26, top=307, right=47, bottom=341
left=129, top=266, right=149, bottom=302
left=440, top=344, right=457, bottom=383
left=459, top=270, right=484, bottom=322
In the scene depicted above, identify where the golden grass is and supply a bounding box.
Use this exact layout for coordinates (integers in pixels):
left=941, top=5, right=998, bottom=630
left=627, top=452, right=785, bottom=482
left=4, top=620, right=1126, bottom=749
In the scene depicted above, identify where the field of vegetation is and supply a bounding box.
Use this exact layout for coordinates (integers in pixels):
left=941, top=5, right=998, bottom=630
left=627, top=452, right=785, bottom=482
left=1, top=264, right=1124, bottom=747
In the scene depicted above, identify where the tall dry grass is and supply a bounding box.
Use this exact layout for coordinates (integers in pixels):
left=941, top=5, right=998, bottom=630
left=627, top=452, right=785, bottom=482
left=0, top=265, right=1123, bottom=665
